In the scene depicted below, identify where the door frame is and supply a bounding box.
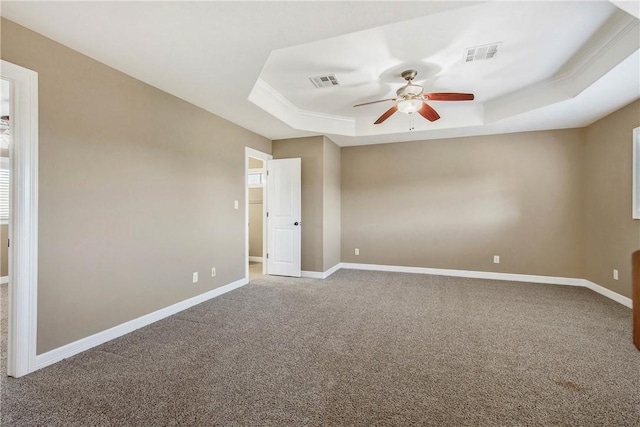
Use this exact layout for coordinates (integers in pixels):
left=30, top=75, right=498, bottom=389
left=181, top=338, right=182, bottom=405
left=245, top=147, right=272, bottom=280
left=2, top=60, right=39, bottom=377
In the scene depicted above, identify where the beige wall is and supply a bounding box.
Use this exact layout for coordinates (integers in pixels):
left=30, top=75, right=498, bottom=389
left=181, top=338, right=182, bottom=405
left=249, top=188, right=263, bottom=258
left=584, top=100, right=640, bottom=298
left=322, top=137, right=341, bottom=270
left=341, top=129, right=585, bottom=278
left=2, top=15, right=636, bottom=356
left=1, top=224, right=7, bottom=278
left=273, top=137, right=324, bottom=272
left=248, top=157, right=263, bottom=169
left=1, top=19, right=271, bottom=354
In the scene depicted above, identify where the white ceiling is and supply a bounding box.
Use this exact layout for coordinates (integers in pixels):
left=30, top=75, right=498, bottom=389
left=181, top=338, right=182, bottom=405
left=2, top=1, right=639, bottom=146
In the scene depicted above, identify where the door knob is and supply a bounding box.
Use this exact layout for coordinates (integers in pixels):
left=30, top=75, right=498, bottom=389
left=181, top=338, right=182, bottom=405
left=294, top=222, right=300, bottom=226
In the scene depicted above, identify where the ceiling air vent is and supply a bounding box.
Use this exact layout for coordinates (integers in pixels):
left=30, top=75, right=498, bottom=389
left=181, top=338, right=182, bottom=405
left=465, top=42, right=502, bottom=62
left=309, top=74, right=340, bottom=88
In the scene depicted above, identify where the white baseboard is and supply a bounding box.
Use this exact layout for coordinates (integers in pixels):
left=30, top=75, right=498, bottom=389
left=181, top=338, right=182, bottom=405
left=301, top=263, right=341, bottom=280
left=339, top=262, right=632, bottom=308
left=339, top=262, right=583, bottom=286
left=301, top=270, right=324, bottom=279
left=581, top=279, right=632, bottom=308
left=248, top=256, right=263, bottom=263
left=35, top=277, right=249, bottom=371
left=31, top=264, right=633, bottom=373
left=324, top=263, right=342, bottom=278
left=0, top=276, right=7, bottom=285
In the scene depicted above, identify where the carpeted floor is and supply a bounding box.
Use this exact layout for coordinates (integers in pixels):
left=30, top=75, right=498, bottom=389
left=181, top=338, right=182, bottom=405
left=249, top=261, right=264, bottom=281
left=1, top=270, right=639, bottom=426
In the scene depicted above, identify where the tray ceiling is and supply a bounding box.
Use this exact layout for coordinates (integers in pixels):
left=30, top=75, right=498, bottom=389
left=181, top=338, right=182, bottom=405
left=2, top=1, right=639, bottom=146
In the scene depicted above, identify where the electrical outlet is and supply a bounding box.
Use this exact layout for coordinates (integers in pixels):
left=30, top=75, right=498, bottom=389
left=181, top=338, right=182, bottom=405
left=211, top=267, right=216, bottom=277
left=355, top=248, right=360, bottom=256
left=493, top=255, right=500, bottom=264
left=613, top=269, right=618, bottom=280
left=192, top=272, right=198, bottom=283
left=234, top=200, right=239, bottom=210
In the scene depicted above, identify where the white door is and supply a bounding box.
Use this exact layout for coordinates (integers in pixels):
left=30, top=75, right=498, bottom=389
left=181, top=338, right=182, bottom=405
left=266, top=158, right=301, bottom=277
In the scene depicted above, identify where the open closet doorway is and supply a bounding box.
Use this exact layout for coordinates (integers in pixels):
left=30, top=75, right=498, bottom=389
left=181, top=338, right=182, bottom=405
left=245, top=148, right=272, bottom=282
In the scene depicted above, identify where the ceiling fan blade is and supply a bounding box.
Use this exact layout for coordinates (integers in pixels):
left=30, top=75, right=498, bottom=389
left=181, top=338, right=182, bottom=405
left=374, top=105, right=398, bottom=124
left=418, top=102, right=440, bottom=122
left=353, top=98, right=396, bottom=107
left=425, top=93, right=474, bottom=101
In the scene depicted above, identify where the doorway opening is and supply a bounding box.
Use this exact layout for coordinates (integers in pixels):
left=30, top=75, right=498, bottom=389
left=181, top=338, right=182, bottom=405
left=248, top=156, right=265, bottom=280
left=1, top=60, right=39, bottom=378
left=245, top=148, right=272, bottom=282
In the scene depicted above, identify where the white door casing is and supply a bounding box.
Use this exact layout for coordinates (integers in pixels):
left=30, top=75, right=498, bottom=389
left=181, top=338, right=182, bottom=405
left=1, top=60, right=39, bottom=377
left=267, top=158, right=301, bottom=277
left=245, top=147, right=272, bottom=279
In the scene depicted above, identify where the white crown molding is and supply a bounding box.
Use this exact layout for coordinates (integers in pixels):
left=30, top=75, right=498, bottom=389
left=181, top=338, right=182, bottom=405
left=554, top=10, right=639, bottom=84
left=35, top=277, right=249, bottom=372
left=248, top=78, right=355, bottom=136
left=610, top=0, right=640, bottom=19
left=484, top=10, right=639, bottom=123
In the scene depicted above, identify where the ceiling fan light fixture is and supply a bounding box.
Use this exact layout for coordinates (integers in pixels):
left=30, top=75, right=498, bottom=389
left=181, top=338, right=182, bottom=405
left=397, top=98, right=422, bottom=115
left=354, top=70, right=473, bottom=124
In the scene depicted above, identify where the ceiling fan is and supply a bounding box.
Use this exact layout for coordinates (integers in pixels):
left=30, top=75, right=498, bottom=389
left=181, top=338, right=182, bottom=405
left=353, top=70, right=474, bottom=124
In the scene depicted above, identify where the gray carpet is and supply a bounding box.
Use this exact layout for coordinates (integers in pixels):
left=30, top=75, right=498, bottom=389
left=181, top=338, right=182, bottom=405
left=1, top=270, right=639, bottom=426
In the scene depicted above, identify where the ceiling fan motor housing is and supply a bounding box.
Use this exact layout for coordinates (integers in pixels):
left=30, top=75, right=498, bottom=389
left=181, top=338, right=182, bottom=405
left=397, top=84, right=423, bottom=98
left=401, top=69, right=418, bottom=81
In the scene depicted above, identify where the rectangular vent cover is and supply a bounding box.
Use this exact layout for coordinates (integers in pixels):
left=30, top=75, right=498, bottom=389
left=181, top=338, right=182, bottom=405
left=465, top=42, right=502, bottom=62
left=309, top=74, right=340, bottom=88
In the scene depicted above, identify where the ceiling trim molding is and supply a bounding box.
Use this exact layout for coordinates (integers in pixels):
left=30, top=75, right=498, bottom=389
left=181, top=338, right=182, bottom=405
left=610, top=0, right=640, bottom=19
left=553, top=10, right=638, bottom=85
left=484, top=10, right=639, bottom=123
left=248, top=78, right=355, bottom=135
